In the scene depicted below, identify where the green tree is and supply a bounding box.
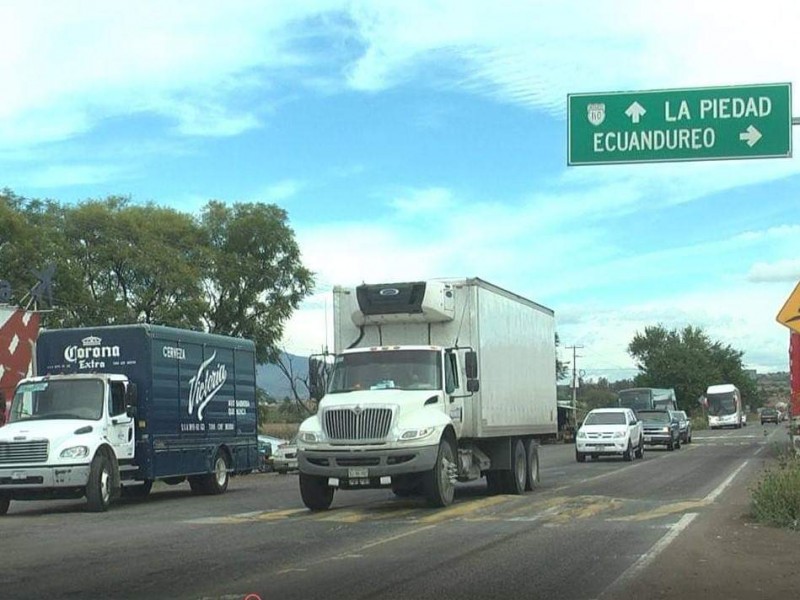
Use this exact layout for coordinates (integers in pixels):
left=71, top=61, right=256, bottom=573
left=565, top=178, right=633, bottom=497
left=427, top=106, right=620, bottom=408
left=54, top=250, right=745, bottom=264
left=627, top=324, right=759, bottom=412
left=199, top=201, right=314, bottom=363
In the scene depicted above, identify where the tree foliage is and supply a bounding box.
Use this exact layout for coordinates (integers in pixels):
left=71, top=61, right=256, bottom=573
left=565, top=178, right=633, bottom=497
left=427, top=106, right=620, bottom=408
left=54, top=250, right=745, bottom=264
left=0, top=190, right=313, bottom=363
left=627, top=324, right=759, bottom=412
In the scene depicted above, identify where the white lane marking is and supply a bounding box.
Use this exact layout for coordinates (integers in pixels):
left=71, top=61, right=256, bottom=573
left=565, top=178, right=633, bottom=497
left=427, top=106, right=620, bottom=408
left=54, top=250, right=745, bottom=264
left=601, top=512, right=698, bottom=598
left=754, top=446, right=764, bottom=456
left=703, top=460, right=749, bottom=503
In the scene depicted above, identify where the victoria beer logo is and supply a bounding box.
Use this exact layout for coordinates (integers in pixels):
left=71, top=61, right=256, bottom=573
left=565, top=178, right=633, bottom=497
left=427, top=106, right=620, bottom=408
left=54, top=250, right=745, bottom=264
left=188, top=351, right=227, bottom=422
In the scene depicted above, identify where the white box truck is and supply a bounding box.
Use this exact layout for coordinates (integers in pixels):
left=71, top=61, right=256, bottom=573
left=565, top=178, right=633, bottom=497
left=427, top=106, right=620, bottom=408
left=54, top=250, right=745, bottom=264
left=297, top=278, right=557, bottom=510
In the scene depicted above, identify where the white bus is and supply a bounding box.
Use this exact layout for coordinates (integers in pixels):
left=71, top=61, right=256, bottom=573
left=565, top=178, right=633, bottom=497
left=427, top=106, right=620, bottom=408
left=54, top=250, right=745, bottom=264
left=705, top=383, right=742, bottom=429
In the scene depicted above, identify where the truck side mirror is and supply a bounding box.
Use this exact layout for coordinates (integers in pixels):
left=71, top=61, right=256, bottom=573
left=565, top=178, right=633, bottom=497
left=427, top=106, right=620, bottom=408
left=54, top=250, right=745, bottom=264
left=125, top=383, right=138, bottom=417
left=466, top=379, right=480, bottom=393
left=308, top=356, right=327, bottom=401
left=465, top=351, right=478, bottom=379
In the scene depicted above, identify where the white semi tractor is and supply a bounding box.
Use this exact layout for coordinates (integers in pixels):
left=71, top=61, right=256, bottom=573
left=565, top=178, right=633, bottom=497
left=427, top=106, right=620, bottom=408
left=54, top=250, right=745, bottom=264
left=297, top=278, right=557, bottom=510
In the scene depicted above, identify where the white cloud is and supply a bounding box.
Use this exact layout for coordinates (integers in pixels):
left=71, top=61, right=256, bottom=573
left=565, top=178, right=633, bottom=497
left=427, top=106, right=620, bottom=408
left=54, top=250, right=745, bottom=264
left=390, top=187, right=455, bottom=217
left=258, top=179, right=305, bottom=203
left=748, top=259, right=800, bottom=283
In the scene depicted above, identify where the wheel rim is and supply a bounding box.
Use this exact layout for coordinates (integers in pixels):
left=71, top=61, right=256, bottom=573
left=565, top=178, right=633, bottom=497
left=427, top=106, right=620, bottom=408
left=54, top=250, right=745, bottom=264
left=529, top=451, right=539, bottom=484
left=100, top=467, right=111, bottom=504
left=214, top=457, right=227, bottom=487
left=438, top=445, right=455, bottom=503
left=515, top=444, right=526, bottom=487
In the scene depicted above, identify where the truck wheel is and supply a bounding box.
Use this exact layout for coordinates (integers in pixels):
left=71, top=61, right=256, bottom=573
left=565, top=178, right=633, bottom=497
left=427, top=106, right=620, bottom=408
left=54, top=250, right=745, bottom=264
left=203, top=451, right=230, bottom=495
left=86, top=453, right=113, bottom=512
left=622, top=441, right=633, bottom=462
left=0, top=493, right=10, bottom=515
left=121, top=480, right=153, bottom=499
left=502, top=439, right=526, bottom=495
left=575, top=449, right=586, bottom=463
left=634, top=437, right=644, bottom=459
left=299, top=473, right=334, bottom=511
left=524, top=441, right=540, bottom=491
left=423, top=438, right=456, bottom=507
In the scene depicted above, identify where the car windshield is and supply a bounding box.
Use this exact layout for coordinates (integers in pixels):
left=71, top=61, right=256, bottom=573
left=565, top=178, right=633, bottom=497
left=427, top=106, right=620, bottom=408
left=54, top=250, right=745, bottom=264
left=583, top=412, right=626, bottom=425
left=9, top=379, right=105, bottom=422
left=328, top=349, right=441, bottom=393
left=638, top=411, right=670, bottom=423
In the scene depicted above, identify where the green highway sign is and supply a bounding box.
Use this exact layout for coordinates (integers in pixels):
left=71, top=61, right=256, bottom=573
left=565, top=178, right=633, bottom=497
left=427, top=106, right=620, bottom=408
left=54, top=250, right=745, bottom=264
left=568, top=83, right=792, bottom=165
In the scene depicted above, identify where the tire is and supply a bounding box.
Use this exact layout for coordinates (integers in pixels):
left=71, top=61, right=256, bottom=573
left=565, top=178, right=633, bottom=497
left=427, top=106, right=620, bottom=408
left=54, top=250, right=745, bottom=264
left=86, top=453, right=113, bottom=512
left=0, top=493, right=10, bottom=515
left=575, top=449, right=586, bottom=463
left=299, top=473, right=334, bottom=511
left=121, top=480, right=153, bottom=499
left=423, top=438, right=457, bottom=507
left=622, top=441, right=633, bottom=462
left=634, top=437, right=644, bottom=459
left=667, top=439, right=675, bottom=451
left=524, top=441, right=539, bottom=491
left=502, top=439, right=526, bottom=495
left=675, top=437, right=681, bottom=450
left=203, top=451, right=230, bottom=495
left=188, top=476, right=205, bottom=494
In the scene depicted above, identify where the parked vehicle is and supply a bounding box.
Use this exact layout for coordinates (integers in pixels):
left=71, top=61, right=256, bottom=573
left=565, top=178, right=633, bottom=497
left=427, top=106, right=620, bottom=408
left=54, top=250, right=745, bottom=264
left=0, top=325, right=259, bottom=514
left=617, top=387, right=677, bottom=412
left=272, top=436, right=298, bottom=474
left=298, top=278, right=558, bottom=510
left=705, top=383, right=743, bottom=429
left=638, top=409, right=681, bottom=450
left=575, top=408, right=644, bottom=462
left=671, top=410, right=692, bottom=443
left=760, top=407, right=780, bottom=425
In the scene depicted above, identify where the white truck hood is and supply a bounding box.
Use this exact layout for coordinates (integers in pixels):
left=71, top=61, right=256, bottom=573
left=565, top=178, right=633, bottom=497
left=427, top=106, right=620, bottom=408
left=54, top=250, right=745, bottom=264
left=0, top=419, right=98, bottom=441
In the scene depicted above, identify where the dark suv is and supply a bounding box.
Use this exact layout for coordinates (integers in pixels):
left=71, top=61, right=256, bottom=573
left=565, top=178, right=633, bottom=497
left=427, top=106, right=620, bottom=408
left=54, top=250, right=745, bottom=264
left=638, top=409, right=681, bottom=451
left=760, top=407, right=780, bottom=425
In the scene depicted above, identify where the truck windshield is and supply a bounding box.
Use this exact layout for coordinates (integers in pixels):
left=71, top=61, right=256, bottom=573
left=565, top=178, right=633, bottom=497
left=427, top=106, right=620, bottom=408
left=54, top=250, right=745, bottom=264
left=618, top=389, right=652, bottom=411
left=9, top=379, right=105, bottom=422
left=707, top=392, right=736, bottom=416
left=328, top=349, right=441, bottom=393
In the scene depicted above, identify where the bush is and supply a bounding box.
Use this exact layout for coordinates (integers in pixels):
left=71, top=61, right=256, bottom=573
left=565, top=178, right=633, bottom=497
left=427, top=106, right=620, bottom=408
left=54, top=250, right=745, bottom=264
left=691, top=414, right=708, bottom=431
left=751, top=452, right=800, bottom=530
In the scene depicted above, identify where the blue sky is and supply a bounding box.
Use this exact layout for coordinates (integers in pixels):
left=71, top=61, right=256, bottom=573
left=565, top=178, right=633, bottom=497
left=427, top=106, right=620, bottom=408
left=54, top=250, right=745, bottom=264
left=3, top=0, right=800, bottom=379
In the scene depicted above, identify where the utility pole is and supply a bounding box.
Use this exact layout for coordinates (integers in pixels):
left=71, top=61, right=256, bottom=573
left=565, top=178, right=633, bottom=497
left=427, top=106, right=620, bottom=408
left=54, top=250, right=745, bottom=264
left=566, top=345, right=584, bottom=417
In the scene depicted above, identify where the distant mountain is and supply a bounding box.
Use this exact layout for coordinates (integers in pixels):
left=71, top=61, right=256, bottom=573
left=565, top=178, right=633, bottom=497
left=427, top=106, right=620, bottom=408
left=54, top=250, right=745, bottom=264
left=257, top=352, right=309, bottom=400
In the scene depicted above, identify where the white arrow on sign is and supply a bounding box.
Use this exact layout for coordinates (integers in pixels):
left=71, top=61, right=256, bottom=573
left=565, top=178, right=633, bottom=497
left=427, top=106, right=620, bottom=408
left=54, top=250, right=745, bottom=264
left=625, top=101, right=646, bottom=124
left=739, top=125, right=763, bottom=147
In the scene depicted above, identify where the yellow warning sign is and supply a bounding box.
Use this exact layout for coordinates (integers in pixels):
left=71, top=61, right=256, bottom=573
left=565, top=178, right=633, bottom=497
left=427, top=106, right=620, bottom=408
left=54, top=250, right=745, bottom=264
left=776, top=281, right=800, bottom=334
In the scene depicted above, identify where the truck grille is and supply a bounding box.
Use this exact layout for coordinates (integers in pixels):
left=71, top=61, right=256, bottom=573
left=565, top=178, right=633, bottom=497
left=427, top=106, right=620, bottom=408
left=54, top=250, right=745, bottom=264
left=0, top=440, right=49, bottom=464
left=323, top=407, right=393, bottom=442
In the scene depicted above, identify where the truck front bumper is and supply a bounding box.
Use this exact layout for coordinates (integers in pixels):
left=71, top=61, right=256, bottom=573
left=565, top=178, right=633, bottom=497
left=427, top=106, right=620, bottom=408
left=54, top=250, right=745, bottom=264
left=299, top=444, right=439, bottom=479
left=0, top=464, right=91, bottom=489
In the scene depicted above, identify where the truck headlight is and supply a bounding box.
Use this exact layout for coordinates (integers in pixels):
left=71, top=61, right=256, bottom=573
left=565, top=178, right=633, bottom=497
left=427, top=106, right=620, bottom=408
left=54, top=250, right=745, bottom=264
left=613, top=431, right=625, bottom=438
left=60, top=446, right=89, bottom=459
left=400, top=427, right=435, bottom=441
left=662, top=427, right=670, bottom=433
left=577, top=430, right=586, bottom=439
left=298, top=432, right=321, bottom=444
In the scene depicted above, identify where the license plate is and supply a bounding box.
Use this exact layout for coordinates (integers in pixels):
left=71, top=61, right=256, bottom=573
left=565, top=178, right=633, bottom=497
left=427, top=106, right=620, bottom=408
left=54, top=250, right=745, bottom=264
left=348, top=468, right=369, bottom=479
left=11, top=471, right=26, bottom=480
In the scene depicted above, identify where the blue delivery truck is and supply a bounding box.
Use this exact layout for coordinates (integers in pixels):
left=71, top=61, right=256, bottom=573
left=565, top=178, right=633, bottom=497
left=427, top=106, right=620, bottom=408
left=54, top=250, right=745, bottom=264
left=0, top=324, right=258, bottom=513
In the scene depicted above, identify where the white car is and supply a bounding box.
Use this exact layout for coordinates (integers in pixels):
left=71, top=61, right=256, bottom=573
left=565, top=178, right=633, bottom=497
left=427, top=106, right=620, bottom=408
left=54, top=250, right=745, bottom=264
left=272, top=437, right=298, bottom=474
left=576, top=408, right=644, bottom=462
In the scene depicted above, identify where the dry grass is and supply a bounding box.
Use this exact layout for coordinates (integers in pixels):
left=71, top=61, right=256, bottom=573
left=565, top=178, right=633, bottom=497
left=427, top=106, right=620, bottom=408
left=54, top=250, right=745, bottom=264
left=260, top=422, right=300, bottom=439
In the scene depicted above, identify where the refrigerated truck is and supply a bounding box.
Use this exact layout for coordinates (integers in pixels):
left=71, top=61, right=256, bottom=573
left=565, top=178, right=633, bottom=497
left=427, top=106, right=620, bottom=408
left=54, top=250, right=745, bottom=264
left=0, top=324, right=258, bottom=514
left=297, top=278, right=557, bottom=510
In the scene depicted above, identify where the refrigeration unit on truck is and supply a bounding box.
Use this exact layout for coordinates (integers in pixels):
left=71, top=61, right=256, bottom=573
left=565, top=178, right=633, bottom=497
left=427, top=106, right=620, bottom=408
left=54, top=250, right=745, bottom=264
left=0, top=324, right=258, bottom=514
left=297, top=278, right=558, bottom=510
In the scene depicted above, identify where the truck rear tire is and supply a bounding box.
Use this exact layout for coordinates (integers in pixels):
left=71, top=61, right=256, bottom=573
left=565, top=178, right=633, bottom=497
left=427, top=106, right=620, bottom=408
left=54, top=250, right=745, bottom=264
left=623, top=441, right=633, bottom=462
left=299, top=473, right=334, bottom=511
left=524, top=440, right=539, bottom=491
left=203, top=451, right=230, bottom=495
left=502, top=439, right=526, bottom=494
left=86, top=453, right=113, bottom=512
left=0, top=493, right=10, bottom=515
left=423, top=438, right=456, bottom=507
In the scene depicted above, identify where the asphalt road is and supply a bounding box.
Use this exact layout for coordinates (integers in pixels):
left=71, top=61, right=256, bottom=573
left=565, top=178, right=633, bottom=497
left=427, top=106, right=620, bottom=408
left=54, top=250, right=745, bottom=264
left=0, top=423, right=788, bottom=600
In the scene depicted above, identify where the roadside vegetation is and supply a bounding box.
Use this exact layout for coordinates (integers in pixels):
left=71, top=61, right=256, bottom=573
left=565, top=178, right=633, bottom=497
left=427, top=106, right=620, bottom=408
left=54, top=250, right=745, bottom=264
left=751, top=449, right=800, bottom=531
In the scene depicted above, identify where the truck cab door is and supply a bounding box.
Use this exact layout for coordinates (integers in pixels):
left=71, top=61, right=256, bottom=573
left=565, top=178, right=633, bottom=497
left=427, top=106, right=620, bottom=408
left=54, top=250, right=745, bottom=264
left=108, top=381, right=135, bottom=461
left=444, top=351, right=465, bottom=437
